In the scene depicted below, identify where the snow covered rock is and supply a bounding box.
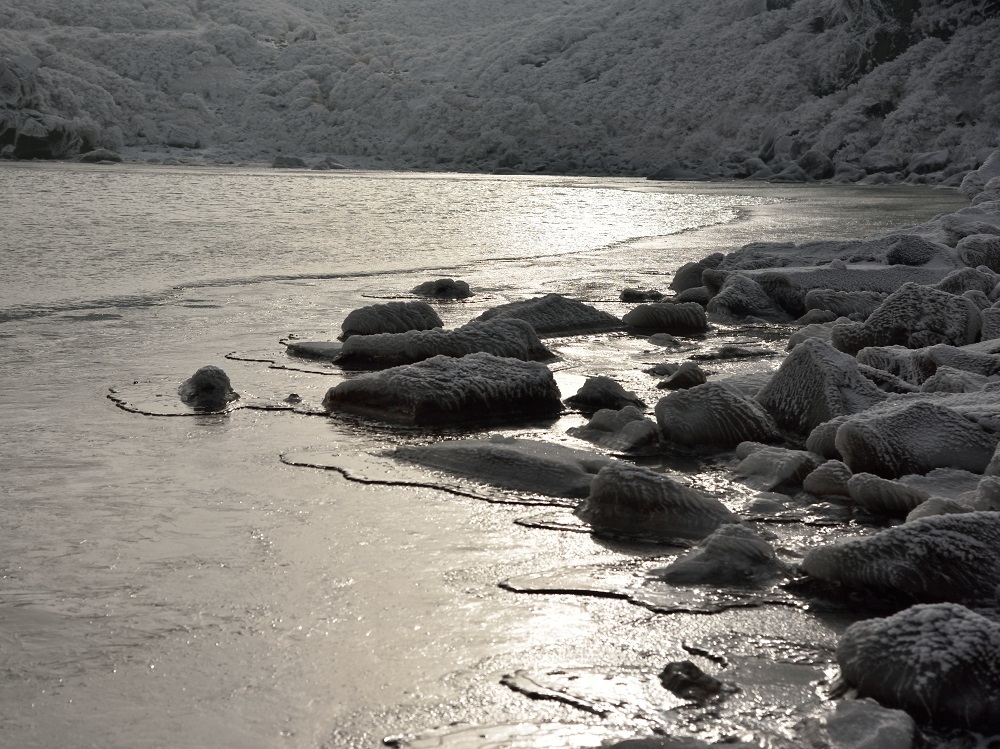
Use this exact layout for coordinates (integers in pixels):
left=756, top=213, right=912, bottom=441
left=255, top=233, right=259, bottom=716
left=564, top=375, right=645, bottom=414
left=656, top=382, right=780, bottom=448
left=906, top=149, right=950, bottom=175
left=336, top=318, right=552, bottom=368
left=322, top=353, right=562, bottom=426
left=905, top=496, right=974, bottom=522
left=411, top=278, right=473, bottom=299
left=622, top=301, right=709, bottom=335
left=847, top=472, right=930, bottom=518
left=793, top=698, right=916, bottom=749
left=830, top=282, right=981, bottom=355
left=649, top=524, right=785, bottom=585
left=834, top=399, right=1000, bottom=477
left=575, top=462, right=740, bottom=543
left=957, top=234, right=1000, bottom=272
left=756, top=338, right=887, bottom=435
left=731, top=445, right=823, bottom=491
left=566, top=405, right=660, bottom=452
left=804, top=289, right=887, bottom=320
left=919, top=366, right=997, bottom=393
left=395, top=435, right=616, bottom=498
left=803, top=459, right=853, bottom=497
left=656, top=361, right=707, bottom=390
left=79, top=148, right=123, bottom=163
left=477, top=294, right=623, bottom=335
left=705, top=274, right=791, bottom=323
left=959, top=149, right=1000, bottom=199
left=883, top=235, right=944, bottom=267
left=836, top=603, right=1000, bottom=728
left=285, top=340, right=343, bottom=360
left=801, top=511, right=1000, bottom=605
left=932, top=265, right=999, bottom=296
left=340, top=301, right=443, bottom=340
left=177, top=365, right=239, bottom=410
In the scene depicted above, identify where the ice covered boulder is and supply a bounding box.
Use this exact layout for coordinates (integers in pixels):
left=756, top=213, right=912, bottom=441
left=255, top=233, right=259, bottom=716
left=322, top=353, right=562, bottom=426
left=670, top=253, right=724, bottom=293
left=883, top=235, right=945, bottom=267
left=79, top=148, right=123, bottom=163
left=411, top=278, right=473, bottom=299
left=649, top=524, right=785, bottom=585
left=940, top=212, right=1000, bottom=246
left=336, top=318, right=552, bottom=368
left=705, top=274, right=791, bottom=323
left=622, top=302, right=709, bottom=335
left=477, top=294, right=623, bottom=335
left=786, top=319, right=842, bottom=350
left=855, top=346, right=926, bottom=385
left=575, top=462, right=740, bottom=543
left=830, top=283, right=980, bottom=355
left=177, top=365, right=239, bottom=410
left=906, top=149, right=950, bottom=176
left=801, top=511, right=1000, bottom=604
left=656, top=382, right=780, bottom=448
left=656, top=361, right=706, bottom=390
left=340, top=300, right=443, bottom=340
left=395, top=436, right=616, bottom=499
left=756, top=338, right=887, bottom=435
left=803, top=459, right=852, bottom=497
left=804, top=289, right=886, bottom=320
left=835, top=399, right=1000, bottom=477
left=932, top=266, right=999, bottom=296
left=567, top=405, right=660, bottom=452
left=836, top=603, right=1000, bottom=728
left=847, top=473, right=930, bottom=518
left=731, top=445, right=823, bottom=491
left=793, top=699, right=915, bottom=749
left=920, top=366, right=997, bottom=393
left=905, top=496, right=974, bottom=522
left=958, top=148, right=1000, bottom=199
left=957, top=234, right=1000, bottom=272
left=564, top=376, right=645, bottom=414
left=285, top=340, right=343, bottom=360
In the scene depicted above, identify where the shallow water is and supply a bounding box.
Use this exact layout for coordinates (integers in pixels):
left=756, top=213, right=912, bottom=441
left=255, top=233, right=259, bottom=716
left=0, top=163, right=979, bottom=748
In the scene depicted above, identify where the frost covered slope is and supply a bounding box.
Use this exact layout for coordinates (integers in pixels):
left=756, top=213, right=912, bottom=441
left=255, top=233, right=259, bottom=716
left=1, top=0, right=998, bottom=175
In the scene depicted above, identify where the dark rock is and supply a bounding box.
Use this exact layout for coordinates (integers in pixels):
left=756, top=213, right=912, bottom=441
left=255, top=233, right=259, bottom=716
left=620, top=287, right=664, bottom=302
left=796, top=150, right=835, bottom=179
left=658, top=661, right=727, bottom=701
left=178, top=365, right=239, bottom=410
left=411, top=278, right=473, bottom=299
left=272, top=155, right=307, bottom=168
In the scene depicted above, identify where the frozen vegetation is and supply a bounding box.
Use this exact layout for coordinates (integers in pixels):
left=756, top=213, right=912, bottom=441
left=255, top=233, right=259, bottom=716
left=1, top=0, right=998, bottom=177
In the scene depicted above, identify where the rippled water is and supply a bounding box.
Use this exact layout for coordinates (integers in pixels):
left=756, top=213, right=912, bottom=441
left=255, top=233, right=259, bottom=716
left=0, top=163, right=974, bottom=748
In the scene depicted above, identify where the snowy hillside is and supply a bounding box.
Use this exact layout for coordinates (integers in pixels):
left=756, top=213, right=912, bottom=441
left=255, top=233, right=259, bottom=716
left=1, top=0, right=999, bottom=179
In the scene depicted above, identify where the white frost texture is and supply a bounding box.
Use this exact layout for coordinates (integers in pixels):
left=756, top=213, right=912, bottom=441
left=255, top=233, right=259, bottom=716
left=800, top=510, right=1000, bottom=604
left=1, top=0, right=998, bottom=173
left=574, top=461, right=740, bottom=543
left=837, top=603, right=1000, bottom=729
left=322, top=352, right=562, bottom=425
left=336, top=318, right=552, bottom=367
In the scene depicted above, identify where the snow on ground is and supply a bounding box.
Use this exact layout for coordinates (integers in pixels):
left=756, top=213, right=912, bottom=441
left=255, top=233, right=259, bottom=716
left=1, top=0, right=998, bottom=175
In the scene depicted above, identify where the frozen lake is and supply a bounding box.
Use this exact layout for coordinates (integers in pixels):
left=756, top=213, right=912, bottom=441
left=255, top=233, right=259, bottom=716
left=0, top=163, right=972, bottom=748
